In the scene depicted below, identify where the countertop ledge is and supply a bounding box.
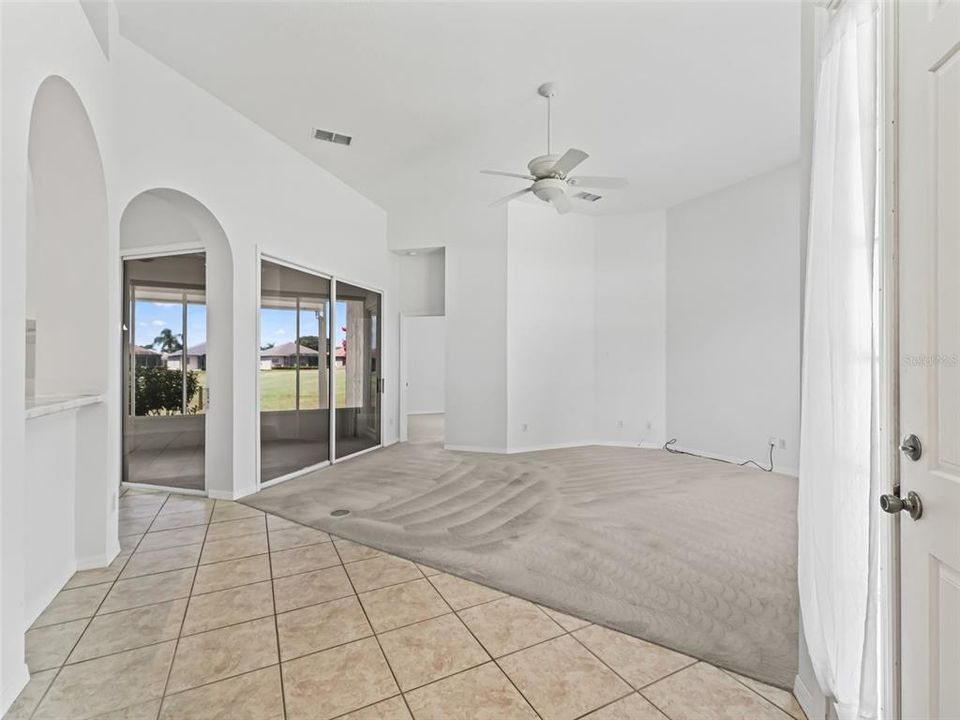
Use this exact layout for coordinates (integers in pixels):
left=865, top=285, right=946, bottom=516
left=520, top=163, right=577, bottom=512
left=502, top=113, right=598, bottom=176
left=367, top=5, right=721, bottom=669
left=26, top=394, right=104, bottom=420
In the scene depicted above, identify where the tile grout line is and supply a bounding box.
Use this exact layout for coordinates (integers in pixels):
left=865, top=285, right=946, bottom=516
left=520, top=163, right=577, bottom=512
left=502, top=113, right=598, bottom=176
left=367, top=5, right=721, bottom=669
left=22, top=496, right=803, bottom=720
left=279, top=507, right=801, bottom=697
left=325, top=693, right=406, bottom=720
left=635, top=659, right=699, bottom=692
left=262, top=511, right=289, bottom=720
left=105, top=535, right=326, bottom=588
left=384, top=548, right=800, bottom=719
left=568, top=627, right=680, bottom=694
left=431, top=580, right=691, bottom=720
left=569, top=690, right=644, bottom=720
left=422, top=572, right=544, bottom=720
left=636, top=686, right=676, bottom=720
left=719, top=669, right=801, bottom=719
left=51, top=553, right=352, bottom=639
left=327, top=537, right=418, bottom=720
left=25, top=491, right=174, bottom=720
left=153, top=495, right=217, bottom=720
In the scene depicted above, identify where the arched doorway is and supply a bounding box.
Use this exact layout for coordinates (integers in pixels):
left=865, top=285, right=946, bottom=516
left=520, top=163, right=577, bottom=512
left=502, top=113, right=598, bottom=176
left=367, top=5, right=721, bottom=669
left=119, top=190, right=234, bottom=495
left=25, top=75, right=111, bottom=621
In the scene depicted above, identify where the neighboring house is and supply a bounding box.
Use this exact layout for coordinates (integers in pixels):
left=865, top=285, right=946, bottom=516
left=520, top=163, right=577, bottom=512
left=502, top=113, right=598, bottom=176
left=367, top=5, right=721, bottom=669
left=260, top=341, right=320, bottom=369
left=134, top=345, right=163, bottom=369
left=334, top=343, right=346, bottom=368
left=164, top=342, right=207, bottom=371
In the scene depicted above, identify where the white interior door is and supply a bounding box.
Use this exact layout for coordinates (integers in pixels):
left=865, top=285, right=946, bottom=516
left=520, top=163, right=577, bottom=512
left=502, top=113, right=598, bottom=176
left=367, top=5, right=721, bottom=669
left=897, top=0, right=960, bottom=717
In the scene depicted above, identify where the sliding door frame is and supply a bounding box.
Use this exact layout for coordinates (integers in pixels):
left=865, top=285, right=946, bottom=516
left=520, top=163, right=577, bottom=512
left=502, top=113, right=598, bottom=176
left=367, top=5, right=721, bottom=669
left=256, top=253, right=334, bottom=488
left=120, top=243, right=208, bottom=496
left=255, top=254, right=385, bottom=488
left=331, top=273, right=384, bottom=463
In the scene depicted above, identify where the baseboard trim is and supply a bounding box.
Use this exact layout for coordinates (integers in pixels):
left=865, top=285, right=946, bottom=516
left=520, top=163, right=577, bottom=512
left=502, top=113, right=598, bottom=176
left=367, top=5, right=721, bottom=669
left=595, top=440, right=664, bottom=450
left=447, top=440, right=663, bottom=455
left=794, top=672, right=827, bottom=720
left=443, top=444, right=508, bottom=454
left=121, top=481, right=207, bottom=497
left=208, top=488, right=254, bottom=501
left=1, top=662, right=30, bottom=718
left=506, top=440, right=601, bottom=454
left=76, top=543, right=120, bottom=571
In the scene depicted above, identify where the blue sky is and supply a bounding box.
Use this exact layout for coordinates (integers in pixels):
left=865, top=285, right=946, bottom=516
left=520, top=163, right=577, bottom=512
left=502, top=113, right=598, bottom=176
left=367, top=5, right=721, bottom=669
left=134, top=301, right=348, bottom=350
left=134, top=301, right=205, bottom=348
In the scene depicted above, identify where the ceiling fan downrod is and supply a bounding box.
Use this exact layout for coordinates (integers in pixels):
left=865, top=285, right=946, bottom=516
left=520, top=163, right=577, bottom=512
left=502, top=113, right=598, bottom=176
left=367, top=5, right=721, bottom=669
left=538, top=82, right=558, bottom=156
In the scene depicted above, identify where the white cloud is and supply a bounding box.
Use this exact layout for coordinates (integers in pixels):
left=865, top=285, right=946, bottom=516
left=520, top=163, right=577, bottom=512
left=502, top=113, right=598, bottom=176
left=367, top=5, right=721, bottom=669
left=275, top=328, right=286, bottom=336
left=151, top=320, right=165, bottom=326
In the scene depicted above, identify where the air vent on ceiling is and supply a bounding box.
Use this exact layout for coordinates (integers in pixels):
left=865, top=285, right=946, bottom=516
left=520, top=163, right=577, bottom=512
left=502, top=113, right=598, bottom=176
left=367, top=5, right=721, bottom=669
left=313, top=128, right=352, bottom=146
left=575, top=191, right=602, bottom=202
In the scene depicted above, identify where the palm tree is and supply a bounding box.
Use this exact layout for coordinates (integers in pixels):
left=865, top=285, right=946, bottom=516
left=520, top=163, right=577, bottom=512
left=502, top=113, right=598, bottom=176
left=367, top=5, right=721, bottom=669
left=152, top=328, right=183, bottom=353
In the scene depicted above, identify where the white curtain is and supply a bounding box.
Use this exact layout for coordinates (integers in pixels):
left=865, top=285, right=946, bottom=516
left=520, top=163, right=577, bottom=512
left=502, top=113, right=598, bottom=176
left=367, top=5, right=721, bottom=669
left=798, top=2, right=879, bottom=720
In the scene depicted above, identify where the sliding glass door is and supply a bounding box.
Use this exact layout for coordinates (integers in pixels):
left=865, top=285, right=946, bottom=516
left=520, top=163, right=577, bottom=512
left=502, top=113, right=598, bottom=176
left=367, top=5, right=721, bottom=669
left=258, top=259, right=383, bottom=483
left=123, top=253, right=207, bottom=490
left=334, top=280, right=382, bottom=459
left=259, top=260, right=331, bottom=482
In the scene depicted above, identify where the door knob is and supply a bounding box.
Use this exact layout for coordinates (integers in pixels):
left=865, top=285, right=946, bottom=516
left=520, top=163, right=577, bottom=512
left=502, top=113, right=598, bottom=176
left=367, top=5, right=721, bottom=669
left=880, top=490, right=923, bottom=520
left=899, top=434, right=922, bottom=461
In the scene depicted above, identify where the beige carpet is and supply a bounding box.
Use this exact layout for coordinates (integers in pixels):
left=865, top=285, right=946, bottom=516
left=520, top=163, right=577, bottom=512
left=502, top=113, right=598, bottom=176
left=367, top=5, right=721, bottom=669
left=242, top=439, right=799, bottom=689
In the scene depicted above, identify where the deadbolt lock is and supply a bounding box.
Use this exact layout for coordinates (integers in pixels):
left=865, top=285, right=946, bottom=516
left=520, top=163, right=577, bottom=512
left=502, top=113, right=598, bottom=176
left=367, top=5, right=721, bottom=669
left=899, top=434, right=922, bottom=462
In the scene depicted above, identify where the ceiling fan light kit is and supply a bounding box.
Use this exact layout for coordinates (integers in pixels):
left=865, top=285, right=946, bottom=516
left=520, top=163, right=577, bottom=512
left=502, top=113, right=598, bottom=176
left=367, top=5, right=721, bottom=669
left=482, top=82, right=628, bottom=214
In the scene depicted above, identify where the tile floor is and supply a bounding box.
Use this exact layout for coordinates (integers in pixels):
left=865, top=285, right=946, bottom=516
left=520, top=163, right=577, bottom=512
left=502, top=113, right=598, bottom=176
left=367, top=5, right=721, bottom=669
left=6, top=487, right=807, bottom=720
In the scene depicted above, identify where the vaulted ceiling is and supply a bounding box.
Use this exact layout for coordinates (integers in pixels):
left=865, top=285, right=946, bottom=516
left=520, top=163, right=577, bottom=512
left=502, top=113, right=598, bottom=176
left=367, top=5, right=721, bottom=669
left=117, top=1, right=801, bottom=215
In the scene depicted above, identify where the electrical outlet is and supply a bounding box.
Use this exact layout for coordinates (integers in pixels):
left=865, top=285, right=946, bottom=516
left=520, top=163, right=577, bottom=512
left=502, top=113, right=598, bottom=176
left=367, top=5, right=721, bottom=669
left=768, top=436, right=786, bottom=449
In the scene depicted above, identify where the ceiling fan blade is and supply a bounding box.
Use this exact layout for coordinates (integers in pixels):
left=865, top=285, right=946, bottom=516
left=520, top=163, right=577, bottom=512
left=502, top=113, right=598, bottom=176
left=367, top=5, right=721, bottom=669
left=552, top=148, right=589, bottom=177
left=489, top=187, right=532, bottom=207
left=481, top=170, right=536, bottom=181
left=569, top=176, right=628, bottom=189
left=551, top=193, right=573, bottom=215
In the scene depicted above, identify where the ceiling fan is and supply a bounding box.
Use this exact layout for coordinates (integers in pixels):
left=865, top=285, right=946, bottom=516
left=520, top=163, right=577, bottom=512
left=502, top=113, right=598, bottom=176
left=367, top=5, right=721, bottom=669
left=482, top=82, right=628, bottom=215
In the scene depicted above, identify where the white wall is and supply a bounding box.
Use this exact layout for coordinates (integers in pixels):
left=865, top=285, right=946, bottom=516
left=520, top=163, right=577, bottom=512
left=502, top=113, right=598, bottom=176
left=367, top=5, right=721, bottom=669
left=0, top=3, right=398, bottom=710
left=506, top=203, right=596, bottom=452
left=398, top=250, right=444, bottom=316
left=391, top=197, right=508, bottom=452
left=666, top=163, right=802, bottom=474
left=404, top=316, right=445, bottom=415
left=25, top=411, right=78, bottom=626
left=594, top=212, right=667, bottom=447
left=112, top=36, right=397, bottom=498
left=1, top=3, right=113, bottom=711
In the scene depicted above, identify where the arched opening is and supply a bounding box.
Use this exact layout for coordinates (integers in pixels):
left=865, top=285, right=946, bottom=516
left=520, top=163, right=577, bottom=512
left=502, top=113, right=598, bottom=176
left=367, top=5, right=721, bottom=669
left=25, top=76, right=110, bottom=621
left=119, top=189, right=234, bottom=496
left=27, top=76, right=109, bottom=398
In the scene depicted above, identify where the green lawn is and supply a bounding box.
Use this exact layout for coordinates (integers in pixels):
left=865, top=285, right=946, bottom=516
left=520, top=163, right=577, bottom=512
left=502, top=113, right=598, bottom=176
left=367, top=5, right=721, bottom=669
left=258, top=368, right=346, bottom=411
left=185, top=368, right=348, bottom=412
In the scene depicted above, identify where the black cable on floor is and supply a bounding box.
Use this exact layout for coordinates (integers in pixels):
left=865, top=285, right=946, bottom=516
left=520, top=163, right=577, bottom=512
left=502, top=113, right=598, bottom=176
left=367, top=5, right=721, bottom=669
left=663, top=438, right=774, bottom=472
